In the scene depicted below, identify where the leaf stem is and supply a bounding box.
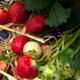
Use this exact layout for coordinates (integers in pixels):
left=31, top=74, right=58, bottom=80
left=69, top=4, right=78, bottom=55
left=65, top=30, right=80, bottom=48
left=72, top=46, right=80, bottom=59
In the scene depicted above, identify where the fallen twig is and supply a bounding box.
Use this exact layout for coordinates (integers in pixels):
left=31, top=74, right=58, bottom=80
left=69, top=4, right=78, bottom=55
left=0, top=70, right=17, bottom=80
left=0, top=25, right=45, bottom=43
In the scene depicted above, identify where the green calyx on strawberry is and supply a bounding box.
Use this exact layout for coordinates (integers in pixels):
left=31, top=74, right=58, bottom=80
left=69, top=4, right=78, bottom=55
left=0, top=8, right=11, bottom=24
left=9, top=1, right=31, bottom=24
left=23, top=41, right=42, bottom=59
left=40, top=64, right=57, bottom=79
left=25, top=15, right=46, bottom=33
left=11, top=35, right=29, bottom=56
left=14, top=55, right=38, bottom=79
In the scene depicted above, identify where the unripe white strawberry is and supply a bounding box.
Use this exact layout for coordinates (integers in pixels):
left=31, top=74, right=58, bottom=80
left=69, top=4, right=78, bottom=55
left=23, top=41, right=42, bottom=59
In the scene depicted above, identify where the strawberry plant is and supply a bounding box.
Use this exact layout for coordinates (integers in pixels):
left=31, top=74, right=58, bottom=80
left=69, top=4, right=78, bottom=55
left=0, top=0, right=80, bottom=80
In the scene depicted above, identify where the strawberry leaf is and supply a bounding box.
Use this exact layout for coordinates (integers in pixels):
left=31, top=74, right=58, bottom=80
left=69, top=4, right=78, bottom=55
left=58, top=48, right=74, bottom=65
left=70, top=37, right=80, bottom=71
left=45, top=3, right=71, bottom=27
left=66, top=8, right=80, bottom=30
left=71, top=49, right=80, bottom=71
left=24, top=0, right=52, bottom=11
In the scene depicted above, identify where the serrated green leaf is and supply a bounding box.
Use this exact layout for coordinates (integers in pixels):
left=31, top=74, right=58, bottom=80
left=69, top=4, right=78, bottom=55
left=45, top=3, right=71, bottom=27
left=24, top=0, right=52, bottom=11
left=58, top=48, right=74, bottom=65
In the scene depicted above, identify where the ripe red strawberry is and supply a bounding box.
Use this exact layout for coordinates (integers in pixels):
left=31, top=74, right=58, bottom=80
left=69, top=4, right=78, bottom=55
left=9, top=2, right=30, bottom=24
left=0, top=60, right=7, bottom=79
left=14, top=55, right=38, bottom=79
left=11, top=35, right=29, bottom=56
left=25, top=15, right=46, bottom=33
left=0, top=9, right=11, bottom=24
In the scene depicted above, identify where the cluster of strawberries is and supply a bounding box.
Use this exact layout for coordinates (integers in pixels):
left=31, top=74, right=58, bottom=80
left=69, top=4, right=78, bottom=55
left=0, top=1, right=46, bottom=33
left=0, top=1, right=48, bottom=79
left=11, top=34, right=48, bottom=79
left=11, top=35, right=38, bottom=79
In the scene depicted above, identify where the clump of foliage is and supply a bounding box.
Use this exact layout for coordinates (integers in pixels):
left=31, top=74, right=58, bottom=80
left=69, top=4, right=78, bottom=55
left=0, top=0, right=80, bottom=80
